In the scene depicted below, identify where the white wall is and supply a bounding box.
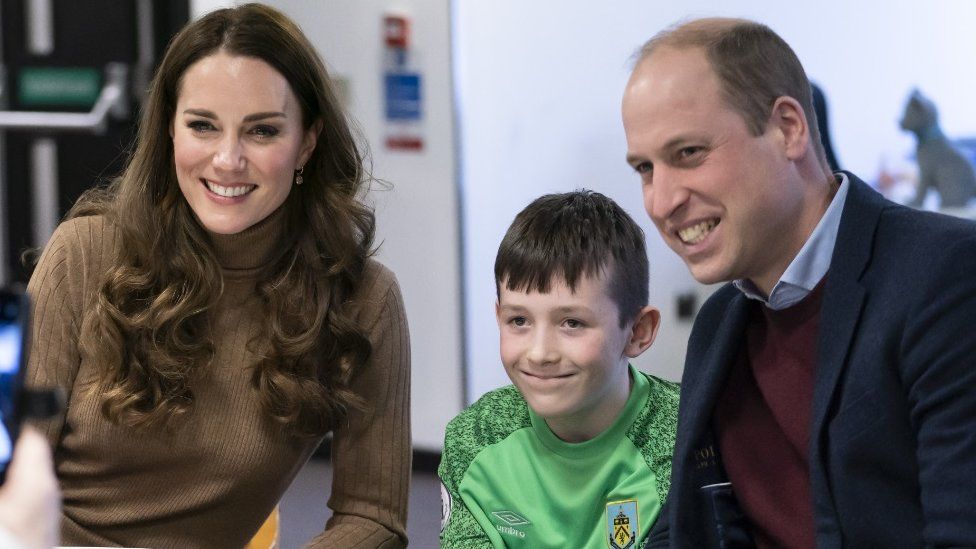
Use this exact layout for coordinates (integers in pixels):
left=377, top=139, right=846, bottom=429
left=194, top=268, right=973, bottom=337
left=456, top=0, right=976, bottom=400
left=191, top=0, right=462, bottom=451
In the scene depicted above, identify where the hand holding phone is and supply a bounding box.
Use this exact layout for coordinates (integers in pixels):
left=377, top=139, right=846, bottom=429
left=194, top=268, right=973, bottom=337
left=0, top=288, right=59, bottom=547
left=0, top=288, right=28, bottom=484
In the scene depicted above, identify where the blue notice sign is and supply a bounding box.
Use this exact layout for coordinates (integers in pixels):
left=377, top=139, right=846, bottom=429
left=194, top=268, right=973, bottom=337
left=384, top=72, right=422, bottom=121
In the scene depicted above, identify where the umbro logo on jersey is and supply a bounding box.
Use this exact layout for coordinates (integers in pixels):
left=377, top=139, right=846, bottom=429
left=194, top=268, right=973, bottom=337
left=492, top=510, right=531, bottom=526
left=492, top=510, right=530, bottom=539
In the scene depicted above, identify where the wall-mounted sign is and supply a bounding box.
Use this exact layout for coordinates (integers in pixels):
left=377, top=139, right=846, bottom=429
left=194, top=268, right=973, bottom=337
left=383, top=11, right=424, bottom=152
left=18, top=67, right=101, bottom=108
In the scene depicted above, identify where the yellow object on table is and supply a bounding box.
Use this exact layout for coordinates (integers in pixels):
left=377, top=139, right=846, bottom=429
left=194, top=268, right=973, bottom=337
left=246, top=506, right=280, bottom=549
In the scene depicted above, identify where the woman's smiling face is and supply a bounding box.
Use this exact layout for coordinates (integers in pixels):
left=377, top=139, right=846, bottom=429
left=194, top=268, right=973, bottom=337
left=171, top=51, right=317, bottom=235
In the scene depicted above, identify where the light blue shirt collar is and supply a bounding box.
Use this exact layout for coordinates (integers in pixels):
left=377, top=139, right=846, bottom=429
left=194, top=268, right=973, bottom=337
left=733, top=174, right=849, bottom=310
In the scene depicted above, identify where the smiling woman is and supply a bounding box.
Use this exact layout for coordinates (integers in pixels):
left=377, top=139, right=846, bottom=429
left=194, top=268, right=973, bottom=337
left=24, top=3, right=410, bottom=548
left=172, top=52, right=319, bottom=235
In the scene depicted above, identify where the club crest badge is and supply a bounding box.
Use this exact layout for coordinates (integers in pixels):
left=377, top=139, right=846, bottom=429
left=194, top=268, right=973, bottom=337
left=606, top=499, right=638, bottom=549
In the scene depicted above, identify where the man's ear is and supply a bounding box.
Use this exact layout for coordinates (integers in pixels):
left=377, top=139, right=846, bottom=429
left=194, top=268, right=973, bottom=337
left=624, top=305, right=661, bottom=358
left=769, top=96, right=811, bottom=161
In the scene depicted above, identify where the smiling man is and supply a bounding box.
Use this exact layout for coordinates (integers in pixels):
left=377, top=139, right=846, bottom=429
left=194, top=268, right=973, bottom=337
left=622, top=17, right=976, bottom=548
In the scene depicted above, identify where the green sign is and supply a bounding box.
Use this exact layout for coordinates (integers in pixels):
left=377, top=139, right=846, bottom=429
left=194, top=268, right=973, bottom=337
left=18, top=67, right=101, bottom=107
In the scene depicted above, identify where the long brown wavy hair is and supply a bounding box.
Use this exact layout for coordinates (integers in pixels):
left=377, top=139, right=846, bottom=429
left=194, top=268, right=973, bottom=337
left=69, top=3, right=375, bottom=437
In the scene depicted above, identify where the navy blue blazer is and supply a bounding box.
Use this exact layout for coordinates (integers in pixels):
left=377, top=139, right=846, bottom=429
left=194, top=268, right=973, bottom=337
left=666, top=174, right=976, bottom=548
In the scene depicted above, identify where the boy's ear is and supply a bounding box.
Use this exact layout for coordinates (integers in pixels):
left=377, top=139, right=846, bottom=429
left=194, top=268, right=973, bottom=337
left=624, top=305, right=660, bottom=358
left=494, top=301, right=502, bottom=327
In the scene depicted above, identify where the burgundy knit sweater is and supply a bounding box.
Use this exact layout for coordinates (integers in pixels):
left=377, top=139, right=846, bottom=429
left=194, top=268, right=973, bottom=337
left=713, top=281, right=826, bottom=549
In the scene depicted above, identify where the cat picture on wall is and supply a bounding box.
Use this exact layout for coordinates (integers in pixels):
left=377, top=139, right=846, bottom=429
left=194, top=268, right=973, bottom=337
left=899, top=88, right=976, bottom=209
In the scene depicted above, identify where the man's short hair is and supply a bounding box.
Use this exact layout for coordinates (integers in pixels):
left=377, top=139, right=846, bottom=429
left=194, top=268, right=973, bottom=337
left=494, top=190, right=649, bottom=326
left=637, top=17, right=827, bottom=167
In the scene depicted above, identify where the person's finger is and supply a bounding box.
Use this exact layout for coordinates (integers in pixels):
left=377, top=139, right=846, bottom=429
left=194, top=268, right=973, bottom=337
left=0, top=427, right=60, bottom=548
left=6, top=428, right=55, bottom=490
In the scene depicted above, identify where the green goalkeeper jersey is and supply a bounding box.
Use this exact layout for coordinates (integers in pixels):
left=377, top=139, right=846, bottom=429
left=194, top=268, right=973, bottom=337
left=438, top=365, right=679, bottom=549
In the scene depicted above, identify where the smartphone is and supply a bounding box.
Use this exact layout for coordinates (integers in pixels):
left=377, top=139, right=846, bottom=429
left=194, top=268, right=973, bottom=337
left=0, top=287, right=29, bottom=483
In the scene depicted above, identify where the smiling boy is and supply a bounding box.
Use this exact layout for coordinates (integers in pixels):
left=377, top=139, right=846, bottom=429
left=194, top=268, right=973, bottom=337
left=438, top=190, right=679, bottom=548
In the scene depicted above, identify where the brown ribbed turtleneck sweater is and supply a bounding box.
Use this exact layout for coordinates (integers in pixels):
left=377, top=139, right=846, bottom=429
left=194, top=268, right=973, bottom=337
left=26, top=208, right=411, bottom=548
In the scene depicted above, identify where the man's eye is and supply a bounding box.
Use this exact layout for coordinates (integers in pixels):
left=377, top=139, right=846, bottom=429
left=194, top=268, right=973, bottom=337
left=564, top=319, right=584, bottom=329
left=678, top=146, right=704, bottom=159
left=509, top=317, right=527, bottom=327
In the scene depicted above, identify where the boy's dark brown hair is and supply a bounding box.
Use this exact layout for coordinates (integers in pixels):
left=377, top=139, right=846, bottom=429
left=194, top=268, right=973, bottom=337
left=494, top=190, right=649, bottom=326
